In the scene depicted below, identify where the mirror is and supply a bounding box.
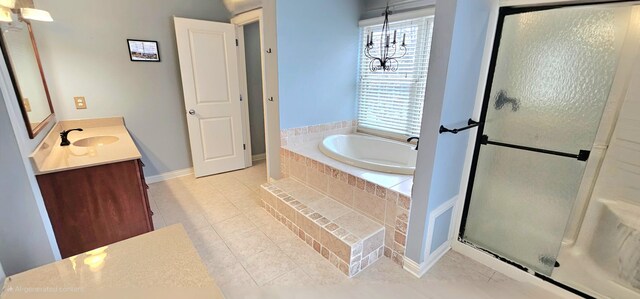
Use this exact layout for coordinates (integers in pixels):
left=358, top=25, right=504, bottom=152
left=0, top=17, right=54, bottom=138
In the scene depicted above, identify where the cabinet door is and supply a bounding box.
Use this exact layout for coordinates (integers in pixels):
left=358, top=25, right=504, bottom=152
left=37, top=160, right=153, bottom=258
left=135, top=159, right=154, bottom=230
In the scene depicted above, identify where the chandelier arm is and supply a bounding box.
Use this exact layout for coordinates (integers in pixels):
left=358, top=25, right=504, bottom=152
left=397, top=45, right=407, bottom=59
left=365, top=3, right=404, bottom=72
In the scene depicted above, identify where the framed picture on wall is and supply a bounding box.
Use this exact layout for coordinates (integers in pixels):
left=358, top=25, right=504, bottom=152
left=127, top=39, right=160, bottom=62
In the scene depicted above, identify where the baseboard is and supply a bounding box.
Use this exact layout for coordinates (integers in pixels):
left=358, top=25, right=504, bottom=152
left=145, top=168, right=193, bottom=184
left=403, top=244, right=451, bottom=278
left=402, top=256, right=425, bottom=278
left=252, top=153, right=266, bottom=161
left=403, top=196, right=457, bottom=278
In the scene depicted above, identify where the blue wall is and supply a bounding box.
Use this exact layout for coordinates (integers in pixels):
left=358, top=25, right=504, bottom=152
left=430, top=208, right=453, bottom=254
left=276, top=0, right=361, bottom=129
left=405, top=0, right=494, bottom=262
left=425, top=0, right=492, bottom=226
left=0, top=91, right=57, bottom=275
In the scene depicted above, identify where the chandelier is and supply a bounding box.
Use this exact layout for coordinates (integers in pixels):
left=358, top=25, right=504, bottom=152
left=364, top=4, right=406, bottom=72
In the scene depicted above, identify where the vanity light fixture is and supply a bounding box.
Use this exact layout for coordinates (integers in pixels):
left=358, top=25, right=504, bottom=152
left=364, top=3, right=406, bottom=72
left=0, top=6, right=11, bottom=22
left=0, top=0, right=14, bottom=22
left=20, top=7, right=53, bottom=22
left=0, top=0, right=15, bottom=8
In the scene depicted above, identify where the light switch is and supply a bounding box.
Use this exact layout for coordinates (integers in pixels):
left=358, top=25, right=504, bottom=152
left=74, top=96, right=87, bottom=109
left=23, top=98, right=31, bottom=112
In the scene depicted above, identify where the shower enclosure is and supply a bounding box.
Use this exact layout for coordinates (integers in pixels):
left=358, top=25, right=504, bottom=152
left=459, top=2, right=640, bottom=298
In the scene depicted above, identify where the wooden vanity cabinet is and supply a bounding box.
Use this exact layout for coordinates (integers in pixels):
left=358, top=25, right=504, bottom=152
left=36, top=159, right=154, bottom=258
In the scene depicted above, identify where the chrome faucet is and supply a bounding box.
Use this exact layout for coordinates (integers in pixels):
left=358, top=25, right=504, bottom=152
left=60, top=128, right=83, bottom=146
left=407, top=136, right=420, bottom=150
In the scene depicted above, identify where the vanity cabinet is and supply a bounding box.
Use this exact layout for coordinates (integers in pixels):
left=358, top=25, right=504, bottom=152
left=36, top=159, right=153, bottom=258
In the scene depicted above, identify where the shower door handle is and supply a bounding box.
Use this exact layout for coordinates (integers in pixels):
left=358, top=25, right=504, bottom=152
left=481, top=135, right=590, bottom=161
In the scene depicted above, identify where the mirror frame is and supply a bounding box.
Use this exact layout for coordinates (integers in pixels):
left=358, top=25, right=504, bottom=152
left=0, top=20, right=54, bottom=139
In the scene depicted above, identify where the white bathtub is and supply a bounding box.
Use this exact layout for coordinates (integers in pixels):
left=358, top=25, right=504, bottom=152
left=318, top=134, right=417, bottom=175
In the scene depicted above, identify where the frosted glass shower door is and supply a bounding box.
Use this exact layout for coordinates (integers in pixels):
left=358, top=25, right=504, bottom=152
left=461, top=5, right=627, bottom=275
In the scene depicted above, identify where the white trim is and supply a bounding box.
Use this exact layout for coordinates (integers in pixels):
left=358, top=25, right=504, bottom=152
left=403, top=244, right=451, bottom=278
left=231, top=5, right=281, bottom=180
left=403, top=195, right=457, bottom=278
left=235, top=25, right=254, bottom=169
left=230, top=8, right=262, bottom=25
left=451, top=241, right=581, bottom=298
left=402, top=256, right=426, bottom=277
left=424, top=196, right=457, bottom=257
left=359, top=7, right=435, bottom=27
left=500, top=0, right=597, bottom=6
left=252, top=153, right=266, bottom=161
left=145, top=168, right=193, bottom=184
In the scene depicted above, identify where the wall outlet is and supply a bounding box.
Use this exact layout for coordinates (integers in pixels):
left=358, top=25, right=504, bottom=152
left=23, top=98, right=31, bottom=112
left=74, top=96, right=87, bottom=109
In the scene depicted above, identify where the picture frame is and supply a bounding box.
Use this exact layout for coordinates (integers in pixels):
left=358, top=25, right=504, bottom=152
left=127, top=39, right=160, bottom=62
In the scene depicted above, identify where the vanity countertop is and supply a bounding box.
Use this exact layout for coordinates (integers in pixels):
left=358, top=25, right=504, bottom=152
left=0, top=225, right=224, bottom=299
left=30, top=117, right=142, bottom=175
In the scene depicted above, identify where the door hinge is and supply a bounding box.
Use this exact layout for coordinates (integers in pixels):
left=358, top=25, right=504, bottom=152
left=243, top=144, right=246, bottom=150
left=235, top=39, right=239, bottom=46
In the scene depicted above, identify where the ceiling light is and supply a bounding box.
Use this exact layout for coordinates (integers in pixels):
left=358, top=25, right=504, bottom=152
left=0, top=0, right=15, bottom=9
left=20, top=7, right=53, bottom=22
left=0, top=6, right=12, bottom=22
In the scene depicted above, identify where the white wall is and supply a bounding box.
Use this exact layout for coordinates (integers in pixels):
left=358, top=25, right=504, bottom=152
left=32, top=0, right=231, bottom=177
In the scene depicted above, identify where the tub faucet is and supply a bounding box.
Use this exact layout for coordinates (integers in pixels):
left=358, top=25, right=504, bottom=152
left=60, top=128, right=83, bottom=146
left=407, top=136, right=420, bottom=150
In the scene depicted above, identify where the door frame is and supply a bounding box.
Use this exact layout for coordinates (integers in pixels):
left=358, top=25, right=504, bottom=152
left=234, top=24, right=254, bottom=168
left=449, top=0, right=637, bottom=298
left=231, top=8, right=281, bottom=180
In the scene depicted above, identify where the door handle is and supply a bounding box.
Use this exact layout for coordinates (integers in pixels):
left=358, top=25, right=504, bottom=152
left=267, top=97, right=274, bottom=102
left=188, top=109, right=196, bottom=115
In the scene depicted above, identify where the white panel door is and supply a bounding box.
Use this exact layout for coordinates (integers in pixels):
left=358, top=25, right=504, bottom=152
left=174, top=17, right=247, bottom=177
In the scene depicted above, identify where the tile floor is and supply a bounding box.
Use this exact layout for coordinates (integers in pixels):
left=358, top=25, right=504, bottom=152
left=149, top=160, right=565, bottom=298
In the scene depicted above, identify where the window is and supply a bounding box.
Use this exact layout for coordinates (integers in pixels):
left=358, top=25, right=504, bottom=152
left=357, top=15, right=435, bottom=138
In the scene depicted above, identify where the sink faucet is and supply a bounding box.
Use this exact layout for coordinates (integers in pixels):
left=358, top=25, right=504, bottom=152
left=60, top=128, right=83, bottom=146
left=407, top=136, right=420, bottom=150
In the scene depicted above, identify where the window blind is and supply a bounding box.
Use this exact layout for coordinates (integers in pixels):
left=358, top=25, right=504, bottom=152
left=357, top=16, right=434, bottom=138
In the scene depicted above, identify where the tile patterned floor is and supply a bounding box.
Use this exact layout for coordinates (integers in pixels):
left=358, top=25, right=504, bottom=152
left=149, top=160, right=565, bottom=298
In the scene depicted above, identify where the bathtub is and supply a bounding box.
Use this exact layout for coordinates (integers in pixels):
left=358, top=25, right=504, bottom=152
left=589, top=199, right=640, bottom=290
left=318, top=134, right=417, bottom=175
left=554, top=198, right=640, bottom=298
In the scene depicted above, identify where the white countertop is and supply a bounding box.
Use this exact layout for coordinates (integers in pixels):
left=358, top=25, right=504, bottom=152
left=29, top=117, right=142, bottom=175
left=0, top=225, right=224, bottom=299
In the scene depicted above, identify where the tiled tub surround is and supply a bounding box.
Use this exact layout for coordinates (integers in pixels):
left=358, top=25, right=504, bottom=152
left=260, top=179, right=385, bottom=277
left=278, top=124, right=414, bottom=268
left=280, top=120, right=357, bottom=148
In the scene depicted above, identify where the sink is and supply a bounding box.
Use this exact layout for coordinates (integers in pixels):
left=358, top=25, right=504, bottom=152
left=73, top=136, right=119, bottom=147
